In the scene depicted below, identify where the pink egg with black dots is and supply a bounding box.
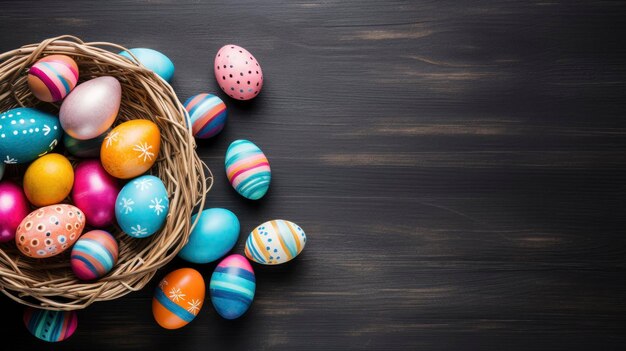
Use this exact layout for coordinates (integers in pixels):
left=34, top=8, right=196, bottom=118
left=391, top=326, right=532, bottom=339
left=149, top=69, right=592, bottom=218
left=214, top=45, right=263, bottom=100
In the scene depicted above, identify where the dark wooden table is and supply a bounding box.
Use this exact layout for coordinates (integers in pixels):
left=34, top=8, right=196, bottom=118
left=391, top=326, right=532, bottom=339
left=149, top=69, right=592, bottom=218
left=2, top=1, right=626, bottom=350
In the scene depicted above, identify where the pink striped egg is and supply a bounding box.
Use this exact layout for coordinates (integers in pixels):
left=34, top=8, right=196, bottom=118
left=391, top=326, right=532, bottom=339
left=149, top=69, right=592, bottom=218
left=214, top=45, right=263, bottom=100
left=28, top=55, right=79, bottom=102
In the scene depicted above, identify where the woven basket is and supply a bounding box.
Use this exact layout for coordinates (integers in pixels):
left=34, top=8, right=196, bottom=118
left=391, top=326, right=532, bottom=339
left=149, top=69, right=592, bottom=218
left=0, top=35, right=210, bottom=310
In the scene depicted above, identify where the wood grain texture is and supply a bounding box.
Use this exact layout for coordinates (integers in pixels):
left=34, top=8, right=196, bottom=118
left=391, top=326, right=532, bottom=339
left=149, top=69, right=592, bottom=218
left=1, top=0, right=626, bottom=350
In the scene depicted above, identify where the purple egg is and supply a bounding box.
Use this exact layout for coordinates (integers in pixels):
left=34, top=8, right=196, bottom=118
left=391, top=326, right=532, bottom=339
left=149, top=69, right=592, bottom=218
left=72, top=159, right=120, bottom=227
left=0, top=181, right=30, bottom=243
left=60, top=76, right=121, bottom=140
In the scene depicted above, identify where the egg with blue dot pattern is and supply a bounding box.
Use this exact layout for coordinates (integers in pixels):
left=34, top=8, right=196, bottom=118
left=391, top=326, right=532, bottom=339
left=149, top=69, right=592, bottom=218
left=245, top=220, right=306, bottom=265
left=0, top=107, right=62, bottom=165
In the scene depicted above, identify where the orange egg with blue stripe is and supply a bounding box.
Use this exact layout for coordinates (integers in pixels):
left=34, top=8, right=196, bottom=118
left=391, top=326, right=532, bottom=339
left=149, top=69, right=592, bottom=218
left=184, top=93, right=228, bottom=139
left=245, top=219, right=306, bottom=265
left=28, top=55, right=79, bottom=102
left=152, top=268, right=205, bottom=329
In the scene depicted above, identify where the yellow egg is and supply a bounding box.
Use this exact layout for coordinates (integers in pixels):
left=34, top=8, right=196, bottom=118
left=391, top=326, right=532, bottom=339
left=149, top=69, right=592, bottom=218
left=101, top=120, right=161, bottom=179
left=23, top=153, right=74, bottom=207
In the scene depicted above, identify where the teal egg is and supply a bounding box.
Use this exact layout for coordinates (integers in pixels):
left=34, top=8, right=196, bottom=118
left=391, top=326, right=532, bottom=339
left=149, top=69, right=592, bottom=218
left=119, top=48, right=175, bottom=82
left=178, top=208, right=240, bottom=263
left=63, top=129, right=109, bottom=158
left=115, top=175, right=169, bottom=238
left=0, top=107, right=62, bottom=164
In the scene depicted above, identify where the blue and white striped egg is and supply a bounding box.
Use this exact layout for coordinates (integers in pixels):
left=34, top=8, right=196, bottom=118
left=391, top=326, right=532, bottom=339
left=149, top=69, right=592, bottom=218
left=0, top=107, right=62, bottom=164
left=115, top=175, right=169, bottom=238
left=245, top=219, right=306, bottom=265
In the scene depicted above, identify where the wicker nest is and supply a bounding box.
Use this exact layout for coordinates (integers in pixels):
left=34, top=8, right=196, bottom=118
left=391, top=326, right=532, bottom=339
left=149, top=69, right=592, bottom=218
left=0, top=35, right=210, bottom=310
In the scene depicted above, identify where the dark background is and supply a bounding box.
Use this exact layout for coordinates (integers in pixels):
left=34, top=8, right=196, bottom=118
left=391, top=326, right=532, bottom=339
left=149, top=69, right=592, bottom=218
left=2, top=1, right=626, bottom=350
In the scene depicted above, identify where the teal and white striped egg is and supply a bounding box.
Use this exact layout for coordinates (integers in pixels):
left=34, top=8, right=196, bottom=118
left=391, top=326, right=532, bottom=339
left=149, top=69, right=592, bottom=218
left=244, top=219, right=306, bottom=265
left=225, top=139, right=271, bottom=200
left=0, top=107, right=62, bottom=164
left=115, top=175, right=169, bottom=238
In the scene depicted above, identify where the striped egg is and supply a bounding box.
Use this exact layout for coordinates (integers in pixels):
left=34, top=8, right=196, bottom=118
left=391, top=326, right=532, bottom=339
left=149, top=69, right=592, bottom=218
left=153, top=268, right=205, bottom=329
left=71, top=230, right=119, bottom=280
left=225, top=139, right=271, bottom=200
left=210, top=254, right=255, bottom=319
left=28, top=55, right=79, bottom=102
left=184, top=93, right=227, bottom=139
left=23, top=308, right=77, bottom=342
left=245, top=220, right=307, bottom=265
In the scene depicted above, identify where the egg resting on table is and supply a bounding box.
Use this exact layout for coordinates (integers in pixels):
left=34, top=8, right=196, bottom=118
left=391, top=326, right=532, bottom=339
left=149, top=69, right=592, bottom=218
left=214, top=44, right=263, bottom=100
left=153, top=268, right=205, bottom=329
left=184, top=93, right=227, bottom=138
left=23, top=308, right=77, bottom=342
left=225, top=139, right=271, bottom=200
left=210, top=254, right=256, bottom=319
left=245, top=219, right=306, bottom=265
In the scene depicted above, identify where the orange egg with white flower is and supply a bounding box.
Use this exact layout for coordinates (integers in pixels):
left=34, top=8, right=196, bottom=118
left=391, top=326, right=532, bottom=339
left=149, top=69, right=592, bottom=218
left=100, top=120, right=161, bottom=179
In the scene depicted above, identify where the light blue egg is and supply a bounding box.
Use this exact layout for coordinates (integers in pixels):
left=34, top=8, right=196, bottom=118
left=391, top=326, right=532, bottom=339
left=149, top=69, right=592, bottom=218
left=178, top=208, right=240, bottom=263
left=0, top=107, right=62, bottom=164
left=119, top=48, right=175, bottom=82
left=63, top=129, right=109, bottom=158
left=115, top=175, right=169, bottom=238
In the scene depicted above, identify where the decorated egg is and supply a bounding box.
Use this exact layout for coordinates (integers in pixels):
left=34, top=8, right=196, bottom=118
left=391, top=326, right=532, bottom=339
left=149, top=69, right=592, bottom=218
left=0, top=107, right=62, bottom=164
left=71, top=230, right=118, bottom=280
left=119, top=48, right=175, bottom=82
left=245, top=219, right=306, bottom=265
left=184, top=93, right=227, bottom=139
left=0, top=181, right=30, bottom=243
left=115, top=175, right=169, bottom=238
left=72, top=160, right=119, bottom=227
left=63, top=129, right=108, bottom=158
left=16, top=204, right=85, bottom=258
left=153, top=268, right=205, bottom=329
left=23, top=153, right=74, bottom=207
left=178, top=208, right=240, bottom=264
left=210, top=254, right=255, bottom=319
left=225, top=139, right=271, bottom=200
left=101, top=120, right=161, bottom=179
left=214, top=45, right=263, bottom=100
left=28, top=54, right=79, bottom=102
left=60, top=76, right=121, bottom=140
left=24, top=308, right=77, bottom=342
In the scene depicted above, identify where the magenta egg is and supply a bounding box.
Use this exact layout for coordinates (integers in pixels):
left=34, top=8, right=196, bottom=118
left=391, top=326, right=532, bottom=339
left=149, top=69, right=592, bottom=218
left=72, top=160, right=120, bottom=227
left=0, top=181, right=30, bottom=243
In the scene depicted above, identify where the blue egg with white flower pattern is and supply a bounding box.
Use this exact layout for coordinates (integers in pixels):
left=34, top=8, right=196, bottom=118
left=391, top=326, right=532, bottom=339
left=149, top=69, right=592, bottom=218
left=115, top=175, right=169, bottom=238
left=0, top=107, right=62, bottom=165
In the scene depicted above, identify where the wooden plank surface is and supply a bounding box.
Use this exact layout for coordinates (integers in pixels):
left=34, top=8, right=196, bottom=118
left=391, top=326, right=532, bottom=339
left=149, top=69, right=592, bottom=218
left=1, top=1, right=626, bottom=349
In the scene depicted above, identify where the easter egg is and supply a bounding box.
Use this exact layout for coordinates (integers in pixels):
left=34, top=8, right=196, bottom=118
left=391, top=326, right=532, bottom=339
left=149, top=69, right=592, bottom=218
left=0, top=107, right=62, bottom=164
left=71, top=230, right=118, bottom=280
left=24, top=308, right=77, bottom=342
left=115, top=175, right=169, bottom=238
left=23, top=153, right=74, bottom=207
left=28, top=55, right=79, bottom=102
left=225, top=139, right=271, bottom=200
left=72, top=160, right=120, bottom=227
left=0, top=181, right=30, bottom=243
left=120, top=48, right=175, bottom=82
left=178, top=208, right=240, bottom=264
left=210, top=254, right=255, bottom=319
left=214, top=45, right=263, bottom=100
left=101, top=120, right=161, bottom=179
left=63, top=129, right=108, bottom=158
left=60, top=76, right=121, bottom=140
left=16, top=204, right=85, bottom=258
left=153, top=268, right=205, bottom=329
left=184, top=93, right=227, bottom=139
left=245, top=219, right=306, bottom=265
